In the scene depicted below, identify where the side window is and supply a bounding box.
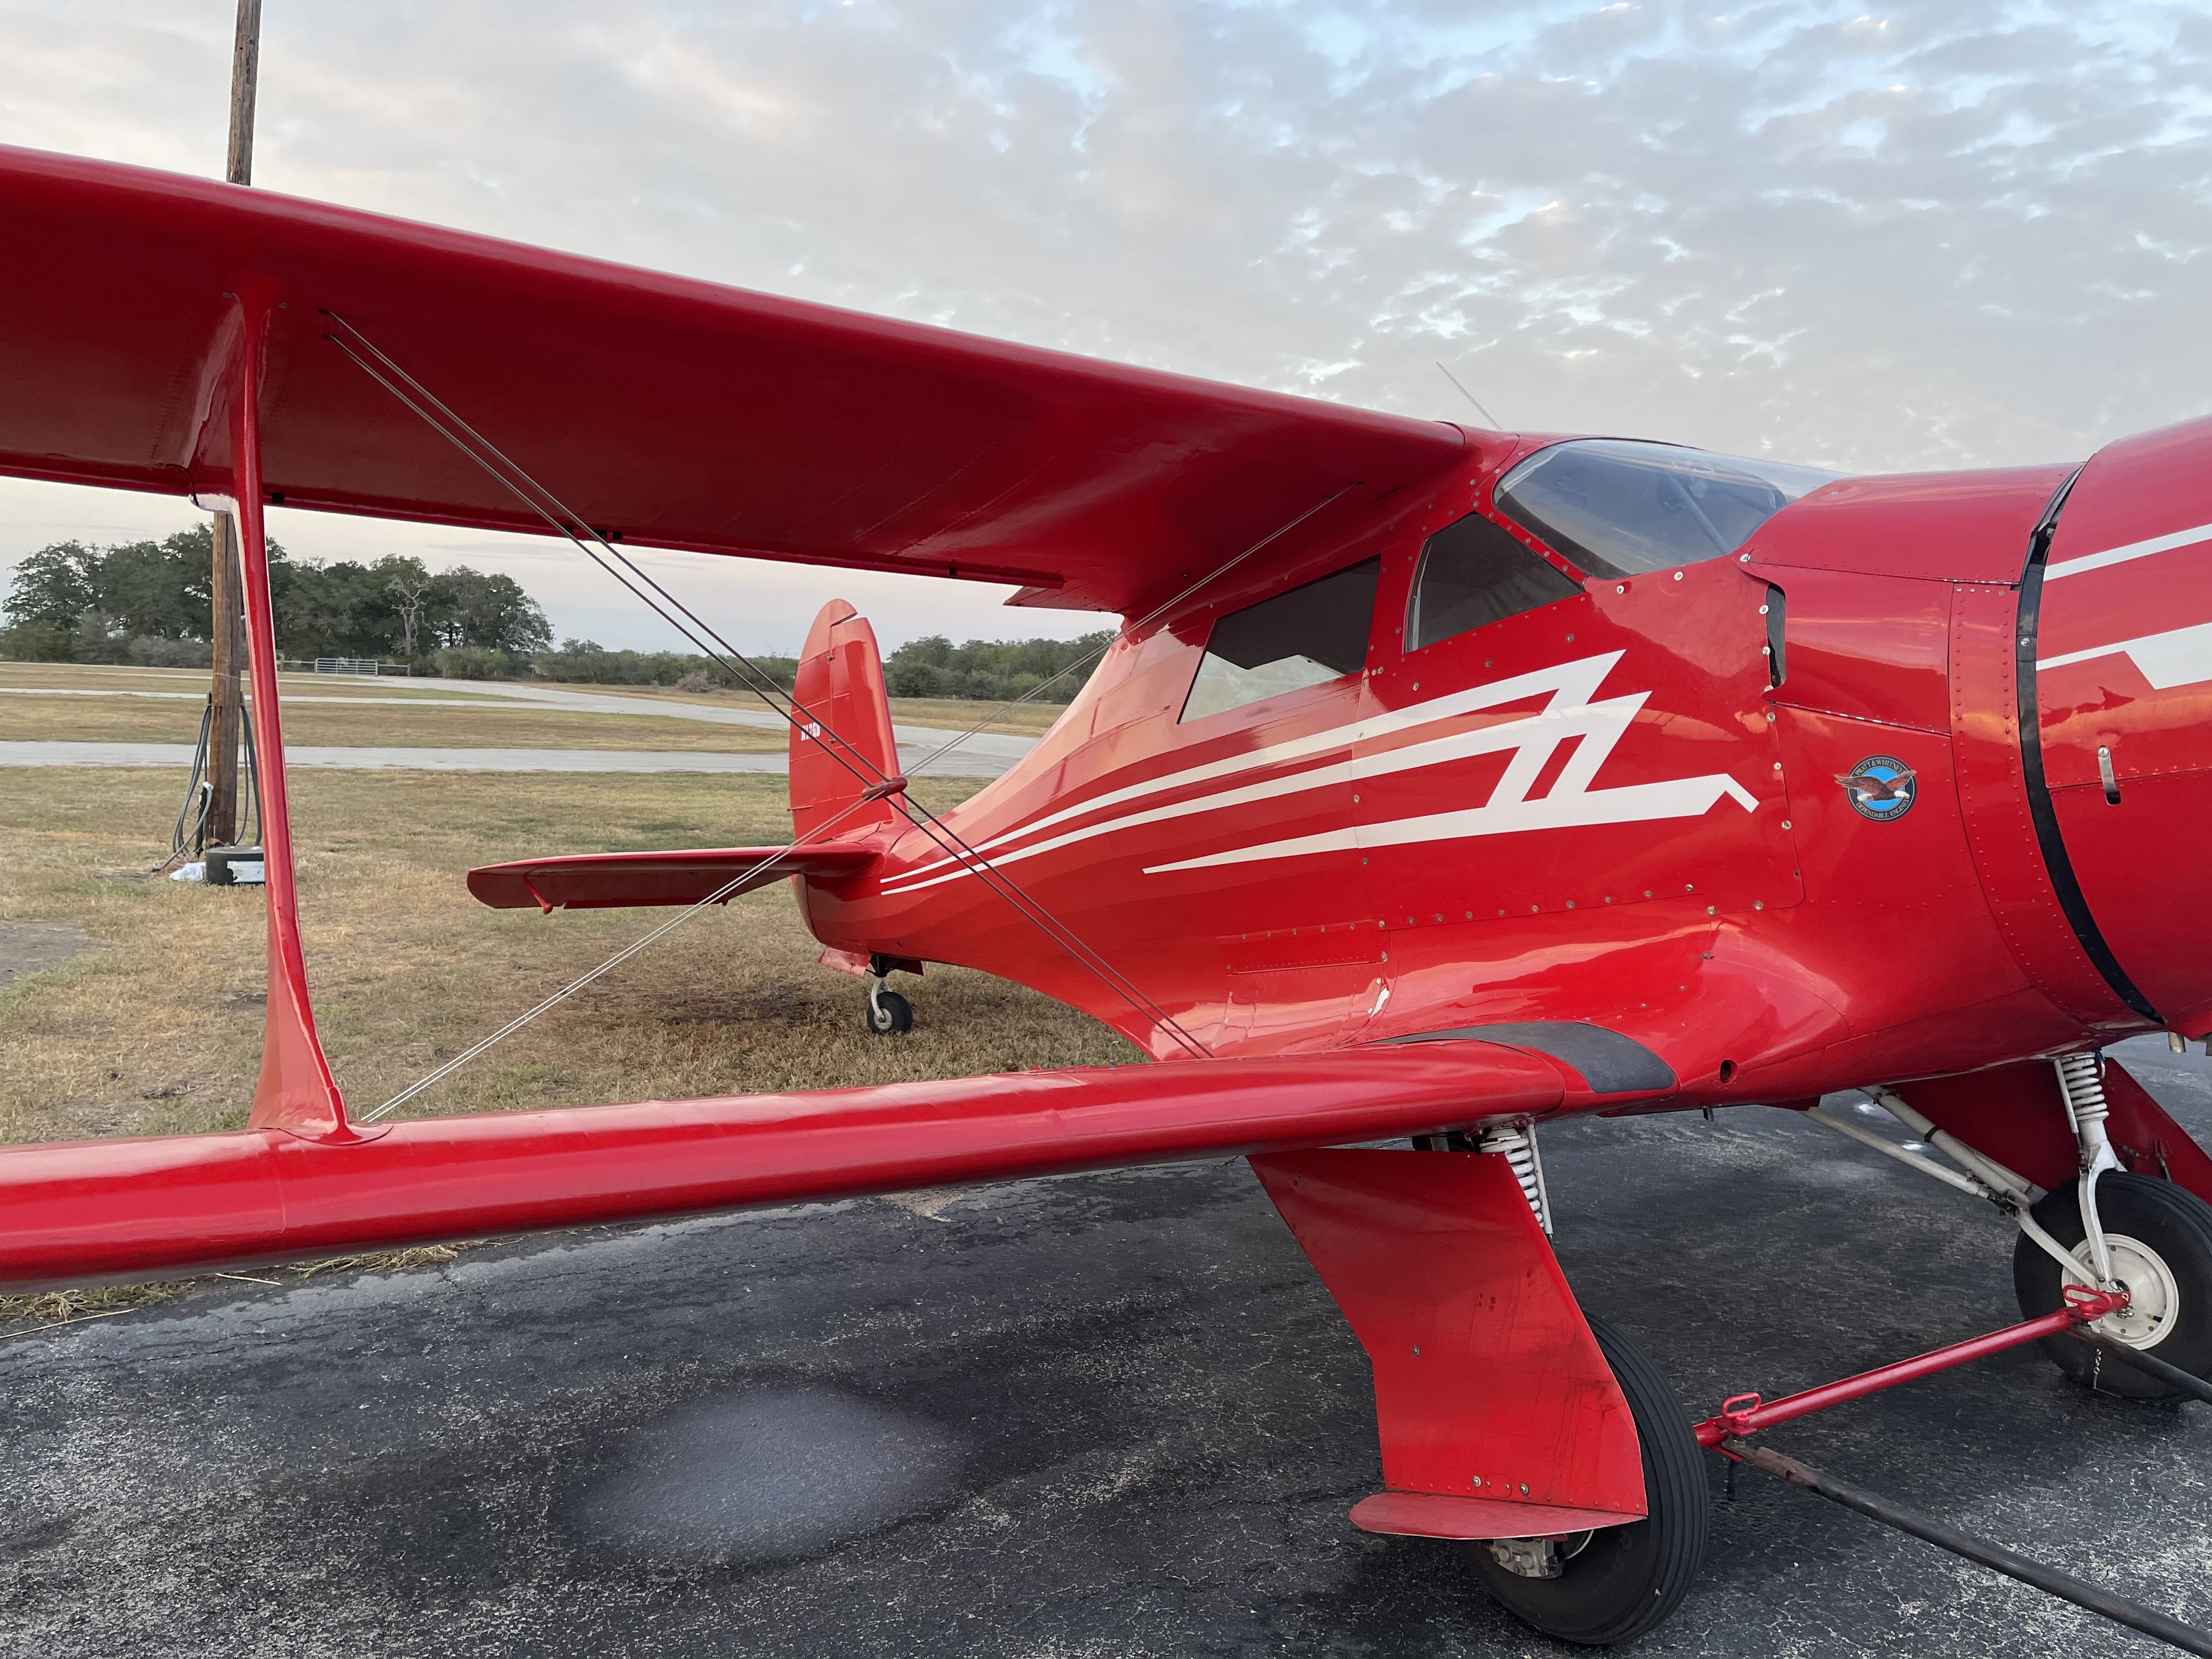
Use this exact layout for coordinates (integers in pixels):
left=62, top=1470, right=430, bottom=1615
left=1407, top=511, right=1581, bottom=650
left=1181, top=558, right=1379, bottom=723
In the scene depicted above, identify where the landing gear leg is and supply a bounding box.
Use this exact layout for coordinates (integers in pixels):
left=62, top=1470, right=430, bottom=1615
left=862, top=956, right=913, bottom=1036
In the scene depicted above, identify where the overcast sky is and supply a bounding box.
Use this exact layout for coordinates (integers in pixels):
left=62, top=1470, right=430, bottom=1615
left=3, top=1, right=2207, bottom=652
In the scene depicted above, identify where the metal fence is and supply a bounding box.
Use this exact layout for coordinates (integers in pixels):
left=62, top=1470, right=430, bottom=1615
left=304, top=657, right=410, bottom=676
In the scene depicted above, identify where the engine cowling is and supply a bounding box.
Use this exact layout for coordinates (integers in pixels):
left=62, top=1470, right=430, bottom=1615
left=2031, top=415, right=2212, bottom=1038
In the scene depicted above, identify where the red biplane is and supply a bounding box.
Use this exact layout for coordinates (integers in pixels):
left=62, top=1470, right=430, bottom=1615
left=4, top=144, right=2210, bottom=1646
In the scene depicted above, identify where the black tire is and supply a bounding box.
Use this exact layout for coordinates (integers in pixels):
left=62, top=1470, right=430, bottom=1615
left=2013, top=1170, right=2212, bottom=1400
left=1466, top=1316, right=1709, bottom=1647
left=865, top=989, right=913, bottom=1036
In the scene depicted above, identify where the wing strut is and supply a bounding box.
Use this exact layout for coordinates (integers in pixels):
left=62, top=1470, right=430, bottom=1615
left=195, top=281, right=358, bottom=1143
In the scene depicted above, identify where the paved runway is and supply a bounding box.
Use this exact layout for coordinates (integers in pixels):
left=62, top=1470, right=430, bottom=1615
left=4, top=1037, right=2209, bottom=1658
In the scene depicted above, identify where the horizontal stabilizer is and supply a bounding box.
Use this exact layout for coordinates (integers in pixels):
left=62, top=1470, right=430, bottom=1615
left=467, top=845, right=877, bottom=911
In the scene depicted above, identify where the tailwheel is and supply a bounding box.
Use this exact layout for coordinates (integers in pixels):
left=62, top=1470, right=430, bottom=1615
left=864, top=986, right=913, bottom=1036
left=1467, top=1316, right=1709, bottom=1647
left=2013, top=1170, right=2212, bottom=1400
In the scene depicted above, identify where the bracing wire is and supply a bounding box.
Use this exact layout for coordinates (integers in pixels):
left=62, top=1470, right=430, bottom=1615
left=322, top=318, right=1208, bottom=1059
left=1435, top=360, right=1502, bottom=430
left=361, top=789, right=883, bottom=1122
left=895, top=486, right=1352, bottom=775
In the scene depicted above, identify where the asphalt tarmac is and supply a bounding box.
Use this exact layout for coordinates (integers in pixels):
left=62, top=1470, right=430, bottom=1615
left=5, top=1036, right=2209, bottom=1659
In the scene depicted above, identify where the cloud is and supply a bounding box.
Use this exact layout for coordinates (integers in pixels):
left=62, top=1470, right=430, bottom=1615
left=2, top=0, right=2207, bottom=646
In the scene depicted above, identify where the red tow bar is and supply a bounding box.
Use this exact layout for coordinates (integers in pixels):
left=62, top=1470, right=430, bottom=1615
left=1694, top=1284, right=2128, bottom=1448
left=1695, top=1283, right=2212, bottom=1658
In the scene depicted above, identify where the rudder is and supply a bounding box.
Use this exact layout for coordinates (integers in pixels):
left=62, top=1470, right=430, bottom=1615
left=790, top=600, right=902, bottom=839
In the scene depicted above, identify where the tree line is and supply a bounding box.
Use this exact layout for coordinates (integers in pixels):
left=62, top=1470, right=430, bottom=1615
left=2, top=527, right=1114, bottom=701
left=0, top=528, right=549, bottom=672
left=882, top=631, right=1113, bottom=702
left=526, top=630, right=1110, bottom=703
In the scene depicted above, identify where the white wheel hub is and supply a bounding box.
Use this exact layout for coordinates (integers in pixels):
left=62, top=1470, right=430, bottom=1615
left=2065, top=1232, right=2182, bottom=1350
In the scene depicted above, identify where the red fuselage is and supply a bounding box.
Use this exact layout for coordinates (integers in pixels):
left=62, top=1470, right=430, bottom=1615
left=803, top=420, right=2212, bottom=1104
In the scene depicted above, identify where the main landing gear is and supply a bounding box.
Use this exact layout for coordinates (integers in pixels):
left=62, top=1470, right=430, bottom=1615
left=1462, top=1055, right=2212, bottom=1649
left=1469, top=1317, right=1710, bottom=1647
left=1269, top=1064, right=2212, bottom=1651
left=1813, top=1058, right=2212, bottom=1400
left=2015, top=1170, right=2212, bottom=1398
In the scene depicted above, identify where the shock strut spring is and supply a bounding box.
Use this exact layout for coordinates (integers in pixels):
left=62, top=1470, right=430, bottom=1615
left=2054, top=1051, right=2112, bottom=1171
left=1478, top=1123, right=1552, bottom=1235
left=2053, top=1049, right=2121, bottom=1288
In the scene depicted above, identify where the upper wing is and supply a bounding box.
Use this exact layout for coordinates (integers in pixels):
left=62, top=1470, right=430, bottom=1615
left=467, top=845, right=878, bottom=911
left=0, top=145, right=1465, bottom=614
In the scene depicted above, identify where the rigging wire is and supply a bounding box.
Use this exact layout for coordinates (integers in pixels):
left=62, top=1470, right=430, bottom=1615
left=892, top=486, right=1352, bottom=775
left=360, top=791, right=883, bottom=1122
left=321, top=313, right=1336, bottom=1061
left=1435, top=360, right=1502, bottom=430
left=322, top=318, right=1206, bottom=1060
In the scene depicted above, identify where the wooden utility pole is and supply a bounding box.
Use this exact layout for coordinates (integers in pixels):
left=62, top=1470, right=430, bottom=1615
left=204, top=0, right=261, bottom=848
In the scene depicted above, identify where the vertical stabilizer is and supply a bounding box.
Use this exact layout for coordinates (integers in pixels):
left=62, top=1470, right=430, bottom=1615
left=790, top=600, right=902, bottom=839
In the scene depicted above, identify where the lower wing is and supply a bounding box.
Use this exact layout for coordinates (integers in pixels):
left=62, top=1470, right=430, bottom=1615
left=0, top=1041, right=1577, bottom=1293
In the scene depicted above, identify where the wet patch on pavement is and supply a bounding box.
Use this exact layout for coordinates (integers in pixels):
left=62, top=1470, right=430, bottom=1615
left=574, top=1388, right=968, bottom=1562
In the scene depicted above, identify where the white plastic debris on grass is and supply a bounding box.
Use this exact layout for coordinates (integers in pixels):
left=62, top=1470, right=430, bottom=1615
left=170, top=862, right=205, bottom=882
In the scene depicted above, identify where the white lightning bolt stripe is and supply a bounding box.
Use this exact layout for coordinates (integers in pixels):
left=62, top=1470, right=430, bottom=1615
left=2038, top=620, right=2212, bottom=690
left=879, top=653, right=1627, bottom=893
left=882, top=650, right=1757, bottom=894
left=2044, top=520, right=2212, bottom=583
left=879, top=686, right=1651, bottom=897
left=1144, top=776, right=1758, bottom=874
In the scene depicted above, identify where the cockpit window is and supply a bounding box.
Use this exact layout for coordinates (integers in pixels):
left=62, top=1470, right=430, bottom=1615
left=1407, top=511, right=1582, bottom=650
left=1181, top=558, right=1379, bottom=723
left=1493, top=439, right=1841, bottom=578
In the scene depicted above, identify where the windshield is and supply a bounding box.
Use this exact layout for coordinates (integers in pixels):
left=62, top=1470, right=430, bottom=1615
left=1493, top=439, right=1843, bottom=577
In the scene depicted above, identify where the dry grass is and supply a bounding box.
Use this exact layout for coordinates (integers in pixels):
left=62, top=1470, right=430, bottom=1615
left=0, top=1242, right=493, bottom=1332
left=0, top=766, right=1137, bottom=1148
left=0, top=662, right=501, bottom=700
left=0, top=1281, right=184, bottom=1328
left=548, top=678, right=1074, bottom=737
left=4, top=691, right=787, bottom=752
